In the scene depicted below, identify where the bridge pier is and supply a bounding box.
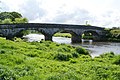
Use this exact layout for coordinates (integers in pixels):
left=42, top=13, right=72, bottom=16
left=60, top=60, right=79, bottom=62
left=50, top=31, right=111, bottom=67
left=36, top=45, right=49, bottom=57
left=45, top=35, right=52, bottom=41
left=72, top=35, right=81, bottom=43
left=6, top=34, right=14, bottom=40
left=0, top=23, right=106, bottom=43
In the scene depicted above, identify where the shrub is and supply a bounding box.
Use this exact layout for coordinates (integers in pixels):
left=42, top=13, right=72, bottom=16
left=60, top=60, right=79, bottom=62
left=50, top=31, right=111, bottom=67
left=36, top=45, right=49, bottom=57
left=0, top=49, right=6, bottom=54
left=0, top=65, right=16, bottom=80
left=54, top=53, right=73, bottom=61
left=46, top=75, right=61, bottom=80
left=72, top=52, right=79, bottom=58
left=70, top=59, right=77, bottom=63
left=99, top=52, right=115, bottom=58
left=112, top=55, right=120, bottom=65
left=18, top=76, right=35, bottom=80
left=57, top=47, right=70, bottom=52
left=26, top=52, right=39, bottom=57
left=75, top=46, right=89, bottom=55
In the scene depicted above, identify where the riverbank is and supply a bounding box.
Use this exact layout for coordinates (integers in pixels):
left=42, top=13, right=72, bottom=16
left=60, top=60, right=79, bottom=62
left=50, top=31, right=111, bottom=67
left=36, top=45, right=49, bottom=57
left=23, top=34, right=120, bottom=58
left=0, top=37, right=120, bottom=80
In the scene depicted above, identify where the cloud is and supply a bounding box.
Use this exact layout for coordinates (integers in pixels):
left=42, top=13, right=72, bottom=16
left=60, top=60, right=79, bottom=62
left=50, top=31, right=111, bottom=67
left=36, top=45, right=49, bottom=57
left=92, top=10, right=120, bottom=27
left=46, top=8, right=94, bottom=25
left=0, top=1, right=9, bottom=11
left=20, top=0, right=45, bottom=20
left=1, top=0, right=120, bottom=28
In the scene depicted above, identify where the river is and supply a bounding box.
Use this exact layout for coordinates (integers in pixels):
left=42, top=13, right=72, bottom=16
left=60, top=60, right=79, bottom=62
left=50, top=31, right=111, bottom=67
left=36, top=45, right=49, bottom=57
left=23, top=34, right=120, bottom=57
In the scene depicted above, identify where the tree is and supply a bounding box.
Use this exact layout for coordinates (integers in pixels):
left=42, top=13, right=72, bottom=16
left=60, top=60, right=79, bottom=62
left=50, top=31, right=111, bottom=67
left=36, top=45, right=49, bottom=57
left=10, top=12, right=22, bottom=20
left=2, top=18, right=13, bottom=24
left=0, top=12, right=25, bottom=21
left=0, top=12, right=14, bottom=20
left=0, top=11, right=28, bottom=23
left=14, top=18, right=28, bottom=23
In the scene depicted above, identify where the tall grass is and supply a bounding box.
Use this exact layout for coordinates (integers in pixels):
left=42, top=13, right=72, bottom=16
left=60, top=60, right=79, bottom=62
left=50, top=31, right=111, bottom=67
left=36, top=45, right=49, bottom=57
left=0, top=37, right=119, bottom=80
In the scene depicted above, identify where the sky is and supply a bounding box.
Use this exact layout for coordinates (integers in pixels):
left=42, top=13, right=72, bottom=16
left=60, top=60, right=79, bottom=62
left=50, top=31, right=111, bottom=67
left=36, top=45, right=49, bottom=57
left=1, top=0, right=120, bottom=28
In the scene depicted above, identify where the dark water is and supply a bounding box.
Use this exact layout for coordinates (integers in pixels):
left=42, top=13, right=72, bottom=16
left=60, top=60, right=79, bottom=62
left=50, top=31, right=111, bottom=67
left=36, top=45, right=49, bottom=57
left=24, top=34, right=120, bottom=57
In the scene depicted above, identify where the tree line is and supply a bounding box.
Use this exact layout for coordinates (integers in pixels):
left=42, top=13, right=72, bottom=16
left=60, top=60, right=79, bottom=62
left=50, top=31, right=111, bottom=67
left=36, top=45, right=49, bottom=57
left=0, top=11, right=28, bottom=23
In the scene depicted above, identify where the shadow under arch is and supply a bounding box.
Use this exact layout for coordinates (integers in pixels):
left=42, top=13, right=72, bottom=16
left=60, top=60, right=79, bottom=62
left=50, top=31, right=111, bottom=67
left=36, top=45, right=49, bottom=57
left=15, top=29, right=46, bottom=41
left=53, top=30, right=81, bottom=43
left=82, top=30, right=100, bottom=41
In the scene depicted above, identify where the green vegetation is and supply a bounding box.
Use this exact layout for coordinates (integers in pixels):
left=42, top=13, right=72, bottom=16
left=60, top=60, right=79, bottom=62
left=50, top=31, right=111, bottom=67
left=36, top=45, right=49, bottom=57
left=0, top=12, right=28, bottom=24
left=82, top=33, right=93, bottom=39
left=54, top=28, right=120, bottom=42
left=0, top=11, right=29, bottom=38
left=54, top=32, right=94, bottom=40
left=54, top=33, right=71, bottom=38
left=106, top=28, right=120, bottom=42
left=0, top=37, right=120, bottom=80
left=0, top=11, right=119, bottom=79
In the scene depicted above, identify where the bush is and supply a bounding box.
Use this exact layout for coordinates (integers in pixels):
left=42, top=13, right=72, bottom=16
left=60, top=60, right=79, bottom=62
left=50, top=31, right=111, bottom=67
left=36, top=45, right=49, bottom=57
left=26, top=52, right=39, bottom=57
left=0, top=65, right=16, bottom=80
left=0, top=49, right=6, bottom=54
left=75, top=46, right=89, bottom=55
left=72, top=52, right=79, bottom=58
left=70, top=59, right=77, bottom=63
left=54, top=53, right=73, bottom=61
left=99, top=52, right=115, bottom=58
left=57, top=47, right=70, bottom=52
left=112, top=55, right=120, bottom=65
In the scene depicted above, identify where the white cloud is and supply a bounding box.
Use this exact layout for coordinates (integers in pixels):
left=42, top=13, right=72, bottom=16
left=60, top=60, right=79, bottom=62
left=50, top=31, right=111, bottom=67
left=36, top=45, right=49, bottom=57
left=20, top=0, right=45, bottom=20
left=1, top=0, right=120, bottom=28
left=0, top=1, right=9, bottom=11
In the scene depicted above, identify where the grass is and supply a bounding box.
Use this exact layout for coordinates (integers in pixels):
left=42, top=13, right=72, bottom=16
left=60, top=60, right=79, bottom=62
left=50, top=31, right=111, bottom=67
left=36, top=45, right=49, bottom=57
left=54, top=33, right=71, bottom=38
left=0, top=37, right=120, bottom=80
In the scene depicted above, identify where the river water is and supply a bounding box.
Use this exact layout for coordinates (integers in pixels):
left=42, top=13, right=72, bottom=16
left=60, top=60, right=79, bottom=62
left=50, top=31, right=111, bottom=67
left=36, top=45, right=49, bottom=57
left=24, top=34, right=120, bottom=57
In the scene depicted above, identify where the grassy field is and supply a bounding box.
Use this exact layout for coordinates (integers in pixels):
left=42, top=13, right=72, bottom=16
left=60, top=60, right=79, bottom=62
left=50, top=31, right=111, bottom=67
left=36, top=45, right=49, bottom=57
left=54, top=33, right=71, bottom=38
left=0, top=37, right=120, bottom=80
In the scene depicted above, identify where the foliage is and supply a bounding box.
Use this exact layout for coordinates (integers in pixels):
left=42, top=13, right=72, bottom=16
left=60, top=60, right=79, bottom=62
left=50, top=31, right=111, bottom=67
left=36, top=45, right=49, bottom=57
left=105, top=28, right=120, bottom=42
left=0, top=11, right=29, bottom=37
left=0, top=12, right=14, bottom=20
left=0, top=12, right=22, bottom=21
left=54, top=52, right=73, bottom=61
left=54, top=33, right=71, bottom=38
left=75, top=46, right=89, bottom=55
left=14, top=18, right=28, bottom=23
left=54, top=32, right=93, bottom=40
left=10, top=12, right=22, bottom=20
left=0, top=11, right=28, bottom=24
left=1, top=18, right=13, bottom=24
left=82, top=32, right=93, bottom=39
left=0, top=37, right=119, bottom=80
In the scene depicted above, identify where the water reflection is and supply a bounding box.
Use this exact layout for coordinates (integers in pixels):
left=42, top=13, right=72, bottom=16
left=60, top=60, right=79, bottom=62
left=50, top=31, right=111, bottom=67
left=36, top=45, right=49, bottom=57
left=81, top=39, right=93, bottom=46
left=24, top=34, right=120, bottom=57
left=23, top=34, right=44, bottom=42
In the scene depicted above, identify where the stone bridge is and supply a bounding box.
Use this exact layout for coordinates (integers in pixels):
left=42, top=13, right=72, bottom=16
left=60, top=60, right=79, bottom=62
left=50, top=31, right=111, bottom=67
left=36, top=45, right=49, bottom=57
left=0, top=23, right=106, bottom=43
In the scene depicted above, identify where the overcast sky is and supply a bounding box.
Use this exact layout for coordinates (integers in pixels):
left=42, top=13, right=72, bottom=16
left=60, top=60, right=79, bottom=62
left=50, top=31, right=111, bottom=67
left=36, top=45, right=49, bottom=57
left=1, top=0, right=120, bottom=28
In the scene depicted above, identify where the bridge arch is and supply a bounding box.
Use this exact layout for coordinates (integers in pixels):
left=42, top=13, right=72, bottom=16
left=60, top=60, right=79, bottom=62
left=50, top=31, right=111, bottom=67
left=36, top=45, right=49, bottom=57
left=0, top=23, right=106, bottom=43
left=13, top=29, right=46, bottom=41
left=24, top=29, right=47, bottom=41
left=53, top=30, right=82, bottom=43
left=82, top=30, right=100, bottom=41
